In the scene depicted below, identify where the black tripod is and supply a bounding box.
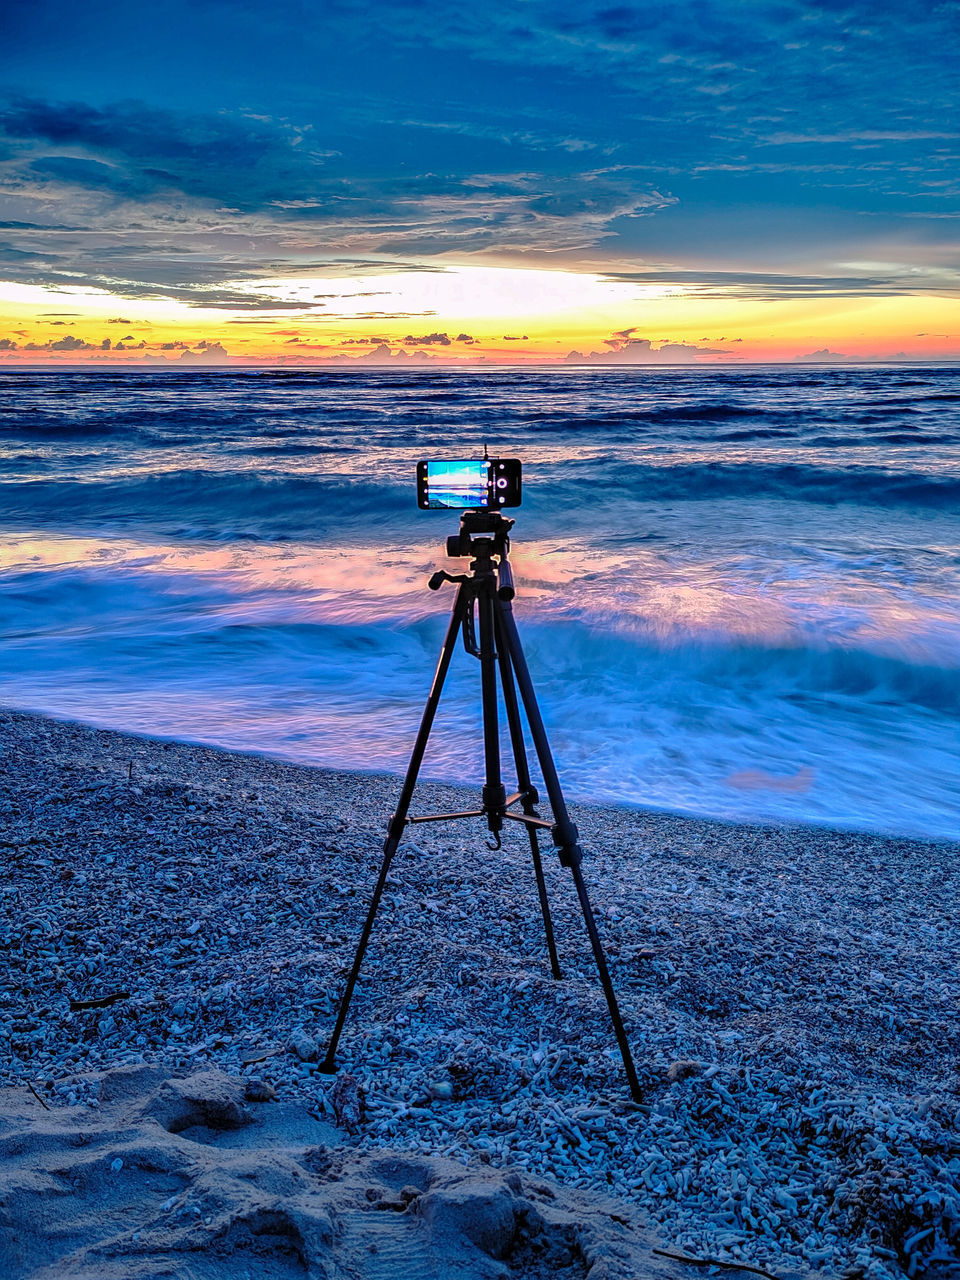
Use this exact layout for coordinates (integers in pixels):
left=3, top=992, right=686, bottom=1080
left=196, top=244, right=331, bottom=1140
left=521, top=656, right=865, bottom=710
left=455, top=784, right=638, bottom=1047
left=320, top=510, right=641, bottom=1100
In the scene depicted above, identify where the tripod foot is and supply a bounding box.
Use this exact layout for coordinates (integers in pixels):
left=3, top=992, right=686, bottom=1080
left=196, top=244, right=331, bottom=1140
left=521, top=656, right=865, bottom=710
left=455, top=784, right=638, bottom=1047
left=317, top=1055, right=337, bottom=1075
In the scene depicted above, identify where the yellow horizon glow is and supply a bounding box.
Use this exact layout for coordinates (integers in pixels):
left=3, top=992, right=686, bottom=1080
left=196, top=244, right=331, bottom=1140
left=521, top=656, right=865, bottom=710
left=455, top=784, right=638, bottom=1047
left=0, top=264, right=958, bottom=365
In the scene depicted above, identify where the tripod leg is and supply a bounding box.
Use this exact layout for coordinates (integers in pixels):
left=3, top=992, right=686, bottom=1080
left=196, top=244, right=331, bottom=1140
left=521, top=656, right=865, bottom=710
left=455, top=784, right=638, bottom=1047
left=494, top=596, right=643, bottom=1102
left=320, top=586, right=470, bottom=1073
left=494, top=607, right=562, bottom=979
left=477, top=582, right=506, bottom=837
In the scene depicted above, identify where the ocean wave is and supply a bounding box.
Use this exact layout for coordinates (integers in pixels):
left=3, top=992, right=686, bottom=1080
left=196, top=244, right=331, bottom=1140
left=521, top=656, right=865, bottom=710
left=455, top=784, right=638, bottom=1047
left=523, top=403, right=775, bottom=427
left=646, top=402, right=769, bottom=421
left=541, top=460, right=960, bottom=509
left=542, top=622, right=960, bottom=717
left=6, top=556, right=955, bottom=716
left=3, top=456, right=958, bottom=546
left=0, top=470, right=414, bottom=539
left=2, top=587, right=957, bottom=836
left=870, top=432, right=959, bottom=445
left=0, top=417, right=133, bottom=439
left=798, top=435, right=879, bottom=448
left=713, top=428, right=800, bottom=441
left=241, top=442, right=340, bottom=456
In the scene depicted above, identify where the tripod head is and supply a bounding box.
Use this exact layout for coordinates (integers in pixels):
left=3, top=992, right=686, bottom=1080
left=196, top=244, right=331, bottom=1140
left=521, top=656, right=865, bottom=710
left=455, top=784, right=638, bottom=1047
left=428, top=509, right=516, bottom=601
left=444, top=509, right=514, bottom=560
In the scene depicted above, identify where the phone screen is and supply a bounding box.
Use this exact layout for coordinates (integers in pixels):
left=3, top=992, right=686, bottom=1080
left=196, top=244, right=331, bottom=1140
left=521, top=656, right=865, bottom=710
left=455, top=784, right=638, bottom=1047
left=417, top=458, right=521, bottom=509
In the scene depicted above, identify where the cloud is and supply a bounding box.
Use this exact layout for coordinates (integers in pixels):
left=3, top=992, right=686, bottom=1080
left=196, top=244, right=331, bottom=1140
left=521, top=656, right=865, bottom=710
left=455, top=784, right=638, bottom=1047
left=316, top=259, right=450, bottom=276
left=455, top=333, right=476, bottom=343
left=403, top=331, right=451, bottom=345
left=600, top=267, right=960, bottom=300
left=347, top=312, right=437, bottom=321
left=0, top=229, right=344, bottom=309
left=359, top=344, right=432, bottom=362
left=0, top=93, right=676, bottom=305
left=502, top=334, right=529, bottom=340
left=19, top=333, right=105, bottom=351
left=0, top=245, right=58, bottom=264
left=179, top=341, right=230, bottom=362
left=0, top=96, right=319, bottom=211
left=565, top=336, right=725, bottom=364
left=792, top=348, right=851, bottom=362
left=2, top=105, right=641, bottom=255
left=299, top=343, right=438, bottom=365
left=762, top=130, right=960, bottom=146
left=2, top=3, right=958, bottom=316
left=0, top=219, right=81, bottom=230
left=0, top=337, right=18, bottom=349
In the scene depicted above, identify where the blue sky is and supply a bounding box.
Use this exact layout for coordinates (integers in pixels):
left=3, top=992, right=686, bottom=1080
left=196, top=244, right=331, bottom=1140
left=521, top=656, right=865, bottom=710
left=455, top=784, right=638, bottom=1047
left=0, top=0, right=958, bottom=355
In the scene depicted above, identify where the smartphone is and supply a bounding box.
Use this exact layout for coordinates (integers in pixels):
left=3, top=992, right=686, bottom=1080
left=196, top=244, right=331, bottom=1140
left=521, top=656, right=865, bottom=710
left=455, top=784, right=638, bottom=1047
left=416, top=458, right=522, bottom=509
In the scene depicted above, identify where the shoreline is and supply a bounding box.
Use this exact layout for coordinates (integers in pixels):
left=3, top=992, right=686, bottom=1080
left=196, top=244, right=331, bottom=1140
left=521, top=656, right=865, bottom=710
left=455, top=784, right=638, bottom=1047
left=3, top=701, right=950, bottom=848
left=3, top=707, right=959, bottom=1277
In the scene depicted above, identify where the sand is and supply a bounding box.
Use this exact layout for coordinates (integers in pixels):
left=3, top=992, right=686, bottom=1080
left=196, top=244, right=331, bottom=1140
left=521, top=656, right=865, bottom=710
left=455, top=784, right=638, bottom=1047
left=0, top=1061, right=683, bottom=1279
left=2, top=707, right=958, bottom=1278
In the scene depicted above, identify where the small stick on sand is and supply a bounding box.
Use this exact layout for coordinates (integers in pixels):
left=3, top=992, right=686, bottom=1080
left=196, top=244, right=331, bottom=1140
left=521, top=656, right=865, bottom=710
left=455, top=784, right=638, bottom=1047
left=26, top=1082, right=50, bottom=1111
left=240, top=1048, right=281, bottom=1066
left=653, top=1248, right=780, bottom=1280
left=69, top=990, right=130, bottom=1011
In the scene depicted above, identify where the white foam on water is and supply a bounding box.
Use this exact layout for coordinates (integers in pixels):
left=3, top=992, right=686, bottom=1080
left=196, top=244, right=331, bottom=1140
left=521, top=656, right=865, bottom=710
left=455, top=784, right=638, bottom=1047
left=1, top=529, right=956, bottom=839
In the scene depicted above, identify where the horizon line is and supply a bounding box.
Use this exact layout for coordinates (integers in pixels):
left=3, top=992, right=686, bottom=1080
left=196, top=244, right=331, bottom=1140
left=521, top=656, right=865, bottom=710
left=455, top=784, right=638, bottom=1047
left=3, top=358, right=960, bottom=372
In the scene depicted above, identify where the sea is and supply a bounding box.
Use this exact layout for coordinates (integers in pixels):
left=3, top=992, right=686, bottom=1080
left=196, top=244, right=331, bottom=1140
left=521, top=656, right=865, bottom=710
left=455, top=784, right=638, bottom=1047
left=1, top=366, right=957, bottom=840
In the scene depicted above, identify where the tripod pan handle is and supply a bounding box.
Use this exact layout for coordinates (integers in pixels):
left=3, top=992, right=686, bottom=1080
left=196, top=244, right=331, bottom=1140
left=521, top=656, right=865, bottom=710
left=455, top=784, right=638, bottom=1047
left=497, top=559, right=515, bottom=601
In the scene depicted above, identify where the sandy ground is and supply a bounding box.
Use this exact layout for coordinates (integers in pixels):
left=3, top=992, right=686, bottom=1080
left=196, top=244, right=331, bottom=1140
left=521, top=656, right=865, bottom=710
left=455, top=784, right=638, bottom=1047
left=2, top=708, right=959, bottom=1278
left=0, top=1061, right=685, bottom=1279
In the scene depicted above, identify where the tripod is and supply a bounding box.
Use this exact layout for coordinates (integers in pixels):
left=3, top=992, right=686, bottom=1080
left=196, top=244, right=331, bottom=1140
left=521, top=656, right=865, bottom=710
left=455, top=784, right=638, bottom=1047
left=320, top=510, right=642, bottom=1100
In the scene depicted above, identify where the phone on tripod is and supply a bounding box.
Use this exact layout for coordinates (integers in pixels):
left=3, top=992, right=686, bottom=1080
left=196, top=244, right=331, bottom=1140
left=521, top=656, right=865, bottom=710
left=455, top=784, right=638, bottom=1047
left=417, top=458, right=522, bottom=509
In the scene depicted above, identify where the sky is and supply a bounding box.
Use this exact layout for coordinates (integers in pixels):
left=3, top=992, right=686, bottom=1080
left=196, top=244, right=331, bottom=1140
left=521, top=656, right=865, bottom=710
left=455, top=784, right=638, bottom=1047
left=1, top=0, right=958, bottom=365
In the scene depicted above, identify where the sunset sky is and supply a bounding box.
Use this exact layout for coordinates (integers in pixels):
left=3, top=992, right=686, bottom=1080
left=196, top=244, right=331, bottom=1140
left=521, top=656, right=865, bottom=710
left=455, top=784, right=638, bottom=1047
left=1, top=0, right=958, bottom=365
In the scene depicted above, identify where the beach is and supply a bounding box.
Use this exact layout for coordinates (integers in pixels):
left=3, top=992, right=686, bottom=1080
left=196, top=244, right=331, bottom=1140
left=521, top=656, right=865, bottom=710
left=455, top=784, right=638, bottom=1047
left=4, top=3, right=960, bottom=1276
left=2, top=707, right=958, bottom=1278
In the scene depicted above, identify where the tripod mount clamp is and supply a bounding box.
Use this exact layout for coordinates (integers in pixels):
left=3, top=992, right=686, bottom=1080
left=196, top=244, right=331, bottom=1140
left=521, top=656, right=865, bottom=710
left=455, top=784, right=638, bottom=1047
left=552, top=818, right=583, bottom=868
left=445, top=508, right=514, bottom=557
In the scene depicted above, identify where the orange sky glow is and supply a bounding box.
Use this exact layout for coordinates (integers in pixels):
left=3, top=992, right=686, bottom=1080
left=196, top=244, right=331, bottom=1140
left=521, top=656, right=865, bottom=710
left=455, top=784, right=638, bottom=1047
left=2, top=266, right=958, bottom=367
